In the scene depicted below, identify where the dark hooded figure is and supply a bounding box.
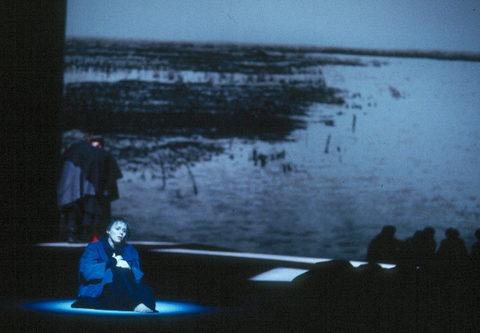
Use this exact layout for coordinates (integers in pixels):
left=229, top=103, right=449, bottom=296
left=367, top=225, right=402, bottom=264
left=57, top=135, right=122, bottom=242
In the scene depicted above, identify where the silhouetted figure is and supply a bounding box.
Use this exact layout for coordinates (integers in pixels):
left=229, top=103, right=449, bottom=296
left=252, top=148, right=258, bottom=165
left=293, top=260, right=357, bottom=309
left=366, top=225, right=402, bottom=264
left=470, top=229, right=480, bottom=282
left=416, top=227, right=437, bottom=269
left=258, top=154, right=268, bottom=167
left=399, top=227, right=437, bottom=270
left=276, top=150, right=286, bottom=160
left=436, top=228, right=468, bottom=271
left=435, top=228, right=473, bottom=324
left=398, top=230, right=422, bottom=269
left=282, top=163, right=292, bottom=173
left=471, top=229, right=480, bottom=260
left=57, top=134, right=122, bottom=242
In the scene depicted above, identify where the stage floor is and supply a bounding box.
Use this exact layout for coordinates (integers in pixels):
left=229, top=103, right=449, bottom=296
left=1, top=242, right=478, bottom=332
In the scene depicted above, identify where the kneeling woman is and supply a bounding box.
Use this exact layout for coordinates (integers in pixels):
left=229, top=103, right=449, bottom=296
left=72, top=218, right=156, bottom=313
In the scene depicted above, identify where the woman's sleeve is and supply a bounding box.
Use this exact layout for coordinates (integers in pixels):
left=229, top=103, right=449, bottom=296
left=126, top=246, right=144, bottom=283
left=79, top=244, right=108, bottom=282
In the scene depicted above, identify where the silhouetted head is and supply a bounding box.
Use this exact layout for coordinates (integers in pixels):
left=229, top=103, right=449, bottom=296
left=90, top=136, right=104, bottom=148
left=445, top=228, right=459, bottom=239
left=84, top=133, right=104, bottom=148
left=381, top=225, right=396, bottom=237
left=423, top=227, right=435, bottom=238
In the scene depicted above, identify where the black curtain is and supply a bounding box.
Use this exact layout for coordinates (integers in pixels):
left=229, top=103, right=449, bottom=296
left=3, top=0, right=66, bottom=246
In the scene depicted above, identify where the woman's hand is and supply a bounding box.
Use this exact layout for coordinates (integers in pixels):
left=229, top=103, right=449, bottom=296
left=116, top=259, right=131, bottom=269
left=113, top=254, right=123, bottom=261
left=112, top=254, right=130, bottom=269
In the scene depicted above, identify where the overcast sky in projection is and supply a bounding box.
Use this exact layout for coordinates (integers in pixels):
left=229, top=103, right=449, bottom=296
left=66, top=0, right=480, bottom=52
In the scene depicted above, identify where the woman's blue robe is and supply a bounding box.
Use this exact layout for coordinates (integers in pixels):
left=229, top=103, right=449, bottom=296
left=73, top=238, right=155, bottom=311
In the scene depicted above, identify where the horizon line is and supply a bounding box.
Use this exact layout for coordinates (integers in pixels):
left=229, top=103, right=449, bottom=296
left=66, top=35, right=480, bottom=63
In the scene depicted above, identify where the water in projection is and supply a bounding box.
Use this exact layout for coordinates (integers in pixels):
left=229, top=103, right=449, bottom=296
left=62, top=38, right=480, bottom=260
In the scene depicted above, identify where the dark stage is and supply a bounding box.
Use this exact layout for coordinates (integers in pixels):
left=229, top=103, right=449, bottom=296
left=4, top=2, right=479, bottom=332
left=2, top=241, right=479, bottom=332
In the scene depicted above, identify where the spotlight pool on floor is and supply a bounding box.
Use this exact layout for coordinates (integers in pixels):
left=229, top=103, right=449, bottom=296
left=23, top=299, right=212, bottom=316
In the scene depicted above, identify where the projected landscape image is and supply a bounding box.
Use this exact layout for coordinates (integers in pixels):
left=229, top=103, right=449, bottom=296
left=61, top=37, right=480, bottom=260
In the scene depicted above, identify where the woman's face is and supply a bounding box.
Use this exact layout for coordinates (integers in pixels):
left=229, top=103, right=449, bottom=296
left=107, top=222, right=128, bottom=245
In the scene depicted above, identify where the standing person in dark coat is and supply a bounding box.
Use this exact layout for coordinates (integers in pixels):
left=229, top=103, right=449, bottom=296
left=72, top=217, right=156, bottom=312
left=367, top=225, right=402, bottom=264
left=57, top=134, right=122, bottom=242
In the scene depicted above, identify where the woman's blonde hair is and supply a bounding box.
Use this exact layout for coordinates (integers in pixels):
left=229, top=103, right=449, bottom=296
left=106, top=217, right=131, bottom=241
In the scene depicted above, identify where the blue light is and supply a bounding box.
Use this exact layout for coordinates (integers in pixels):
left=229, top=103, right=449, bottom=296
left=23, top=299, right=212, bottom=316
